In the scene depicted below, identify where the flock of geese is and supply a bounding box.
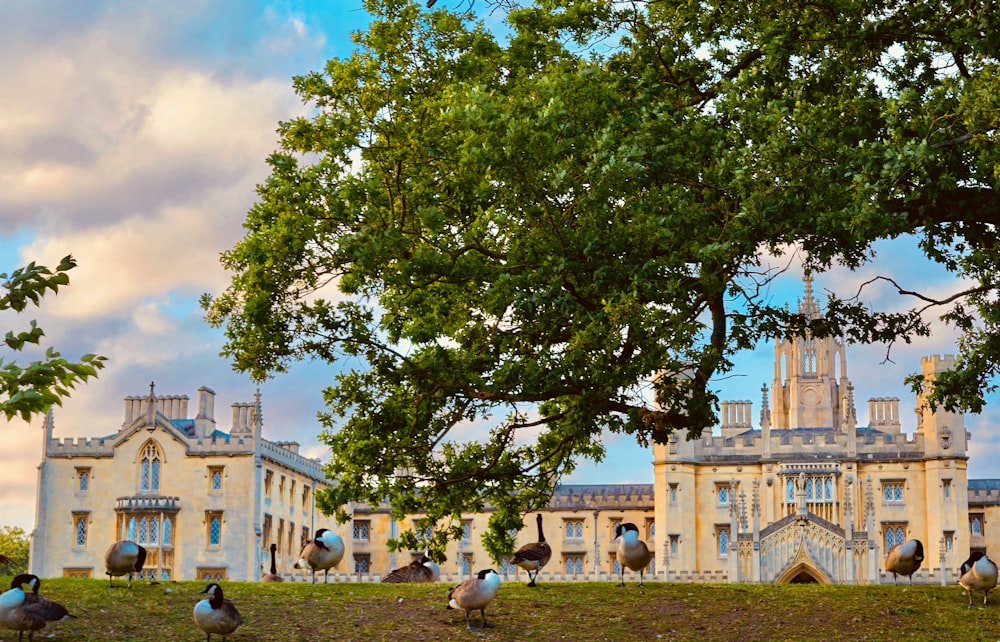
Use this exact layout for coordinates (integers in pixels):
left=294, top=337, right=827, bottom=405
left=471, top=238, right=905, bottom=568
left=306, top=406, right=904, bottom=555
left=4, top=523, right=1000, bottom=639
left=885, top=538, right=1000, bottom=607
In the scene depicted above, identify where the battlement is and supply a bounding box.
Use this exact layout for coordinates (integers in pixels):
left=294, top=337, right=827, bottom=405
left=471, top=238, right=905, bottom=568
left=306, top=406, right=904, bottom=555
left=46, top=437, right=115, bottom=457
left=548, top=483, right=655, bottom=511
left=188, top=432, right=254, bottom=455
left=921, top=354, right=956, bottom=373
left=260, top=438, right=324, bottom=478
left=676, top=428, right=925, bottom=462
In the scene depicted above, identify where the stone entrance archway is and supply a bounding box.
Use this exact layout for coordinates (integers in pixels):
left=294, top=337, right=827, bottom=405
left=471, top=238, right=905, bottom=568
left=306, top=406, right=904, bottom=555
left=774, top=543, right=832, bottom=584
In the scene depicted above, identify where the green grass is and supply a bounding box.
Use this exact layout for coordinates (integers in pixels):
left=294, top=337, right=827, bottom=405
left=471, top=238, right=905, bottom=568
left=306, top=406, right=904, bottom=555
left=3, top=576, right=999, bottom=641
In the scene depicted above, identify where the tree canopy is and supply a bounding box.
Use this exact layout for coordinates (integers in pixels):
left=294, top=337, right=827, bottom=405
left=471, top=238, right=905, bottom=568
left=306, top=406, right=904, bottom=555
left=1, top=256, right=106, bottom=422
left=0, top=525, right=30, bottom=575
left=204, top=0, right=999, bottom=558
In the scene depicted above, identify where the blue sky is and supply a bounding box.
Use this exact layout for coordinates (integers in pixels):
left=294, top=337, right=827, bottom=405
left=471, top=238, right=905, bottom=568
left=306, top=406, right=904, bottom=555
left=2, top=0, right=997, bottom=533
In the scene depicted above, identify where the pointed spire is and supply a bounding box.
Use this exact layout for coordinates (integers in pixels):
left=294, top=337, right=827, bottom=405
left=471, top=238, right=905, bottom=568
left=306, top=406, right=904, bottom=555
left=799, top=271, right=819, bottom=319
left=759, top=384, right=771, bottom=429
left=844, top=382, right=857, bottom=424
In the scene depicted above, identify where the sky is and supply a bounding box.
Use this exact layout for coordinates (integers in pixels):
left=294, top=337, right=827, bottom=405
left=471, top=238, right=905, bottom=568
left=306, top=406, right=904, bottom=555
left=2, top=0, right=997, bottom=534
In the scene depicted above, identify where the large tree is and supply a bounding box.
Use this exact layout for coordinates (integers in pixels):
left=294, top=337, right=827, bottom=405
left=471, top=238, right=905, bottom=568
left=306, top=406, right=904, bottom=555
left=1, top=256, right=106, bottom=422
left=205, top=0, right=998, bottom=557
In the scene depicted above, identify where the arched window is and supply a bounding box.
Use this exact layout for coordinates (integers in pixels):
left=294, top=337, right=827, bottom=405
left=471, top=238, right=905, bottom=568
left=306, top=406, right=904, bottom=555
left=824, top=478, right=833, bottom=501
left=718, top=528, right=730, bottom=556
left=786, top=479, right=795, bottom=502
left=139, top=442, right=162, bottom=492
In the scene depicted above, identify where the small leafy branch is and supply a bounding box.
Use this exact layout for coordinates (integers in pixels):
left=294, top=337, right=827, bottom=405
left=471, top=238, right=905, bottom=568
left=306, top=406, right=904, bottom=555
left=1, top=255, right=107, bottom=422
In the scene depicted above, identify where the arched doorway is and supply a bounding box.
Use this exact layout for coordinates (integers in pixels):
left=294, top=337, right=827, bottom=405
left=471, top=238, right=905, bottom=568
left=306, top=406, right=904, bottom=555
left=774, top=544, right=833, bottom=584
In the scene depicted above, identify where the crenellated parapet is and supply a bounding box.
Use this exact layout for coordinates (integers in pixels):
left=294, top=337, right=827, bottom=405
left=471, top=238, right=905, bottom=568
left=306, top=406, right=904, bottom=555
left=664, top=426, right=927, bottom=464
left=186, top=433, right=255, bottom=456
left=547, top=483, right=655, bottom=511
left=259, top=438, right=324, bottom=478
left=46, top=436, right=116, bottom=458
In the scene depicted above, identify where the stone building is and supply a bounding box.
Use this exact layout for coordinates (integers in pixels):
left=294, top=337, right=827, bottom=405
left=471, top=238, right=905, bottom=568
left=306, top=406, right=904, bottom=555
left=29, top=384, right=328, bottom=581
left=28, top=277, right=1000, bottom=584
left=652, top=276, right=999, bottom=583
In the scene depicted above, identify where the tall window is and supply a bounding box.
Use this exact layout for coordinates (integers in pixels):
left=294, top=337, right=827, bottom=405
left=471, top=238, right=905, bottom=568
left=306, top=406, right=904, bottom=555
left=207, top=512, right=223, bottom=547
left=73, top=512, right=89, bottom=547
left=943, top=479, right=952, bottom=500
left=263, top=514, right=273, bottom=548
left=354, top=554, right=370, bottom=575
left=611, top=554, right=621, bottom=575
left=883, top=523, right=906, bottom=550
left=264, top=469, right=273, bottom=495
left=609, top=519, right=622, bottom=540
left=565, top=519, right=584, bottom=539
left=882, top=481, right=904, bottom=503
left=353, top=520, right=370, bottom=542
left=139, top=442, right=162, bottom=492
left=76, top=468, right=91, bottom=494
left=669, top=483, right=678, bottom=504
left=413, top=521, right=433, bottom=540
left=302, top=485, right=311, bottom=510
left=564, top=555, right=584, bottom=576
left=288, top=521, right=295, bottom=557
left=461, top=553, right=473, bottom=576
left=716, top=483, right=730, bottom=505
left=670, top=534, right=679, bottom=556
left=461, top=520, right=472, bottom=541
left=971, top=513, right=985, bottom=537
left=646, top=520, right=655, bottom=540
left=162, top=516, right=172, bottom=545
left=945, top=531, right=954, bottom=552
left=717, top=526, right=730, bottom=556
left=786, top=478, right=795, bottom=502
left=209, top=466, right=224, bottom=492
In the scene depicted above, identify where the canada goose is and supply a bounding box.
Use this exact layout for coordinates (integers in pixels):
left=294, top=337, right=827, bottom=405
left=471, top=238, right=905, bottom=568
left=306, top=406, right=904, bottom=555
left=447, top=568, right=501, bottom=630
left=193, top=583, right=242, bottom=641
left=615, top=522, right=653, bottom=588
left=382, top=551, right=440, bottom=583
left=885, top=539, right=924, bottom=585
left=293, top=528, right=344, bottom=583
left=959, top=551, right=999, bottom=608
left=261, top=543, right=283, bottom=582
left=104, top=540, right=147, bottom=588
left=1, top=573, right=74, bottom=641
left=510, top=514, right=551, bottom=587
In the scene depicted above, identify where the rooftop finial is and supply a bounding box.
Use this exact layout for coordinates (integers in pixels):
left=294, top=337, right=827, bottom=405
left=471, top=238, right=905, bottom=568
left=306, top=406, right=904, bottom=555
left=799, top=271, right=819, bottom=319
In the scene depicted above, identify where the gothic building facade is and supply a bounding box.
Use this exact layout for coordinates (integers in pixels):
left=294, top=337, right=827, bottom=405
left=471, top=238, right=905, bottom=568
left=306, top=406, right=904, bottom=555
left=27, top=278, right=1000, bottom=584
left=652, top=276, right=995, bottom=583
left=29, top=385, right=328, bottom=581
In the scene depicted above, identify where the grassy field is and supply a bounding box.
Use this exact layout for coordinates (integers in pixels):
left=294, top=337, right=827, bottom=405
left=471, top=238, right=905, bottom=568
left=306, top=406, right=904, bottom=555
left=3, top=576, right=1000, bottom=641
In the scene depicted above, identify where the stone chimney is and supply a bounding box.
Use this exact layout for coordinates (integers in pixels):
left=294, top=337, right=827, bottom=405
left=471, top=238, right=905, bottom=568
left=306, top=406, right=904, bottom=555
left=194, top=386, right=216, bottom=439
